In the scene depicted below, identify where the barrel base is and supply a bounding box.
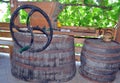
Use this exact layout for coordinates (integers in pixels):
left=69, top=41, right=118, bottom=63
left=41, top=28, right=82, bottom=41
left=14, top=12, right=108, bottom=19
left=79, top=66, right=116, bottom=83
left=11, top=33, right=76, bottom=82
left=79, top=38, right=120, bottom=83
left=11, top=61, right=76, bottom=82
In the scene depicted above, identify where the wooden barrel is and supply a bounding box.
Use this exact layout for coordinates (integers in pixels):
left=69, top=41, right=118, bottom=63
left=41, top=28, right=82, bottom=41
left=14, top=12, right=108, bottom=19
left=79, top=38, right=120, bottom=82
left=11, top=32, right=76, bottom=82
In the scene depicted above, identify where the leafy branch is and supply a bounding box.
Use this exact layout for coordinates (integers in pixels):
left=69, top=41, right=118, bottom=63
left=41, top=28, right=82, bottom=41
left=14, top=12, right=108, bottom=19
left=64, top=3, right=112, bottom=10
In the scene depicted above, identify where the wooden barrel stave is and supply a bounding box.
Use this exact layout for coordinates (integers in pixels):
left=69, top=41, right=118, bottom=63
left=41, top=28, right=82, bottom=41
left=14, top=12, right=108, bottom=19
left=81, top=49, right=120, bottom=62
left=11, top=32, right=76, bottom=82
left=83, top=44, right=120, bottom=55
left=12, top=61, right=76, bottom=81
left=80, top=38, right=120, bottom=82
left=79, top=66, right=116, bottom=82
left=12, top=50, right=74, bottom=67
left=81, top=64, right=118, bottom=75
left=81, top=55, right=120, bottom=69
left=14, top=32, right=74, bottom=50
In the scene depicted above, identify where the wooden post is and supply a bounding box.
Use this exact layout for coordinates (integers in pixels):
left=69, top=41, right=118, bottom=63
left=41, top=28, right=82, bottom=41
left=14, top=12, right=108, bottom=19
left=115, top=28, right=120, bottom=43
left=115, top=17, right=120, bottom=43
left=10, top=0, right=20, bottom=25
left=9, top=46, right=13, bottom=59
left=10, top=0, right=18, bottom=14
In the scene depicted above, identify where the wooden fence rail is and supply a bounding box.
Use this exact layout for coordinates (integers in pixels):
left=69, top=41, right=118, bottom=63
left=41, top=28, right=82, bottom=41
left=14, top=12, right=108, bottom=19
left=0, top=22, right=117, bottom=61
left=0, top=23, right=13, bottom=57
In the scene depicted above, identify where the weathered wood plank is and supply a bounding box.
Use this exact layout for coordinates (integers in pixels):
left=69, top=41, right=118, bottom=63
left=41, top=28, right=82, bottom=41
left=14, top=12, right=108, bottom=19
left=115, top=27, right=120, bottom=43
left=0, top=23, right=9, bottom=27
left=0, top=40, right=13, bottom=46
left=0, top=47, right=10, bottom=53
left=75, top=47, right=82, bottom=53
left=0, top=31, right=11, bottom=38
left=74, top=38, right=85, bottom=44
left=53, top=31, right=97, bottom=37
left=0, top=27, right=10, bottom=30
left=75, top=55, right=80, bottom=61
left=61, top=26, right=96, bottom=33
left=9, top=46, right=13, bottom=59
left=12, top=28, right=97, bottom=37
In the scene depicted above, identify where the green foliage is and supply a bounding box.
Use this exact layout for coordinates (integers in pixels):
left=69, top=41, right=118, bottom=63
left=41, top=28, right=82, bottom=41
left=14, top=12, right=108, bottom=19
left=74, top=43, right=83, bottom=47
left=0, top=2, right=10, bottom=22
left=0, top=0, right=120, bottom=28
left=58, top=0, right=120, bottom=28
left=19, top=9, right=28, bottom=23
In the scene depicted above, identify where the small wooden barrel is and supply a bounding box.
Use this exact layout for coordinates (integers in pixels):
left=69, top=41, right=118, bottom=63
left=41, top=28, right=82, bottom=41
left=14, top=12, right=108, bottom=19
left=79, top=38, right=120, bottom=82
left=11, top=32, right=76, bottom=82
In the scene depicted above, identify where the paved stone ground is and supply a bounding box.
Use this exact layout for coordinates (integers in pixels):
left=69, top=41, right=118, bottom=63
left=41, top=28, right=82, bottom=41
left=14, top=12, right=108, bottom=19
left=0, top=53, right=120, bottom=83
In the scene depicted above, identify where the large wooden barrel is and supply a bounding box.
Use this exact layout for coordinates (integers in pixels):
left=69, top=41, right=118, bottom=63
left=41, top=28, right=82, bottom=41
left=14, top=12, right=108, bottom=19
left=11, top=32, right=76, bottom=82
left=79, top=38, right=120, bottom=82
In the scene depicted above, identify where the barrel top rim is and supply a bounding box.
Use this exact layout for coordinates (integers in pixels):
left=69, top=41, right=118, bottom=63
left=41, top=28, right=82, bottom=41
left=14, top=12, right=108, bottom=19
left=84, top=38, right=120, bottom=49
left=15, top=31, right=72, bottom=38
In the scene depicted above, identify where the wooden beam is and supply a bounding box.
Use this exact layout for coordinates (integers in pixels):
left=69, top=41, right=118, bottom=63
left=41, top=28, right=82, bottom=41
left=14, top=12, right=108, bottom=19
left=0, top=40, right=13, bottom=46
left=0, top=27, right=10, bottom=30
left=0, top=23, right=9, bottom=27
left=75, top=47, right=82, bottom=54
left=75, top=55, right=80, bottom=62
left=53, top=31, right=97, bottom=37
left=0, top=31, right=11, bottom=38
left=74, top=38, right=85, bottom=44
left=60, top=26, right=96, bottom=33
left=9, top=46, right=13, bottom=59
left=0, top=47, right=10, bottom=53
